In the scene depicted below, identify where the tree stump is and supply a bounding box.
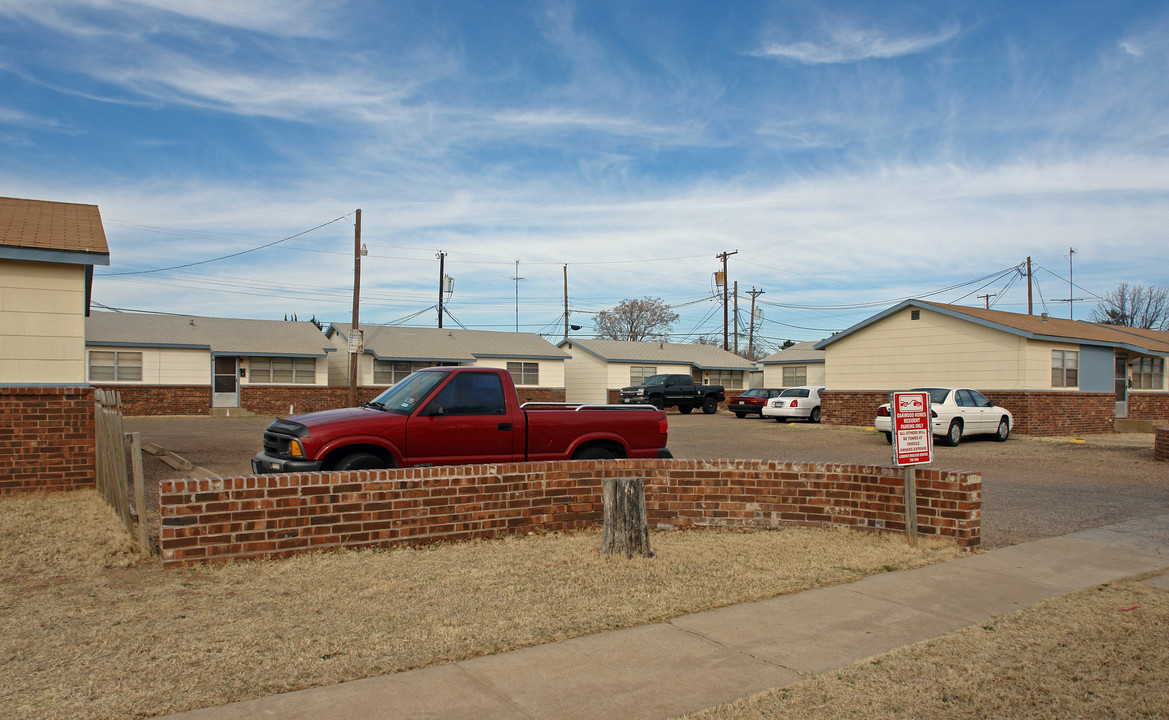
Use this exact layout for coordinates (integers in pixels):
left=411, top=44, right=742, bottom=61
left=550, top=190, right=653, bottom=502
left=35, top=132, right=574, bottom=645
left=601, top=476, right=654, bottom=558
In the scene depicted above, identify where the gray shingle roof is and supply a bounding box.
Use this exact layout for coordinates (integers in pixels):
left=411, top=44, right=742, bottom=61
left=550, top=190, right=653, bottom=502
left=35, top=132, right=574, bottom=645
left=559, top=338, right=755, bottom=370
left=86, top=312, right=333, bottom=357
left=0, top=196, right=110, bottom=265
left=327, top=324, right=570, bottom=361
left=759, top=341, right=826, bottom=364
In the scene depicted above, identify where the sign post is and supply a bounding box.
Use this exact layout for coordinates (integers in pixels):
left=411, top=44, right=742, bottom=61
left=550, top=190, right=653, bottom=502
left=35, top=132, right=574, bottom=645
left=891, top=391, right=933, bottom=545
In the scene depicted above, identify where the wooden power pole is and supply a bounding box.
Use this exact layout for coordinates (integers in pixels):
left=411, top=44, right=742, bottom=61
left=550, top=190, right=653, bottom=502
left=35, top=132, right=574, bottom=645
left=348, top=209, right=363, bottom=407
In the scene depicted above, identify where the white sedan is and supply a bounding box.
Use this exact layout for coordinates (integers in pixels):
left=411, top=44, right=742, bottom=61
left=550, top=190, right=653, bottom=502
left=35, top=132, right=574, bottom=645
left=762, top=386, right=825, bottom=423
left=874, top=387, right=1013, bottom=446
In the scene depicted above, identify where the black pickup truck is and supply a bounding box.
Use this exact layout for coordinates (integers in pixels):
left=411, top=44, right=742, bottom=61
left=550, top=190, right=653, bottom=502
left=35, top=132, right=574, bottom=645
left=618, top=374, right=726, bottom=414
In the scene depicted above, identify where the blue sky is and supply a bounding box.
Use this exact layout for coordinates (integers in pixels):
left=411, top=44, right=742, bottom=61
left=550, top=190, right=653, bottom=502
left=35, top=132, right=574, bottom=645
left=2, top=0, right=1167, bottom=351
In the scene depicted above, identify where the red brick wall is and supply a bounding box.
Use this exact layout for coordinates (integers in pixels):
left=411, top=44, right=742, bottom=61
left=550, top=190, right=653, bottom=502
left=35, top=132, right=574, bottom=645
left=93, top=385, right=211, bottom=416
left=1156, top=427, right=1169, bottom=462
left=0, top=386, right=96, bottom=494
left=821, top=390, right=1115, bottom=436
left=158, top=459, right=981, bottom=566
left=1128, top=393, right=1169, bottom=424
left=94, top=384, right=566, bottom=417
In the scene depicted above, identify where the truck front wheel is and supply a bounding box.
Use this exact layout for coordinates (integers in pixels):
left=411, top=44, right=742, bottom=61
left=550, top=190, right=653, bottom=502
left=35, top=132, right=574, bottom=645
left=677, top=405, right=693, bottom=414
left=333, top=452, right=391, bottom=471
left=648, top=396, right=665, bottom=411
left=701, top=396, right=718, bottom=414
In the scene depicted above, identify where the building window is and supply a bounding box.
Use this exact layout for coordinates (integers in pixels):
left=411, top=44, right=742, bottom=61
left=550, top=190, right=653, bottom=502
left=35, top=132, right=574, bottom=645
left=507, top=361, right=540, bottom=386
left=707, top=369, right=744, bottom=389
left=250, top=357, right=315, bottom=384
left=373, top=360, right=434, bottom=385
left=89, top=351, right=142, bottom=381
left=630, top=366, right=657, bottom=384
left=1132, top=357, right=1165, bottom=390
left=782, top=366, right=807, bottom=386
left=1052, top=350, right=1079, bottom=388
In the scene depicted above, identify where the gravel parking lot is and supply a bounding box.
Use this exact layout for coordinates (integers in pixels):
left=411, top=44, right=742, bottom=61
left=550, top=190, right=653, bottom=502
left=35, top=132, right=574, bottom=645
left=124, top=411, right=1168, bottom=549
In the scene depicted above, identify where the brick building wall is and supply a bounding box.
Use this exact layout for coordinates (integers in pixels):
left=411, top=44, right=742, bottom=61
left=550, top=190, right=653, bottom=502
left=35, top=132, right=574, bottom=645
left=821, top=390, right=1115, bottom=436
left=158, top=458, right=981, bottom=566
left=1, top=386, right=95, bottom=493
left=1127, top=393, right=1169, bottom=424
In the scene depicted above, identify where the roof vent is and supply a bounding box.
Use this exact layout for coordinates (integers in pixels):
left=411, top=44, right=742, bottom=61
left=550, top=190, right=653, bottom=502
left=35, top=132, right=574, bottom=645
left=1041, top=313, right=1049, bottom=322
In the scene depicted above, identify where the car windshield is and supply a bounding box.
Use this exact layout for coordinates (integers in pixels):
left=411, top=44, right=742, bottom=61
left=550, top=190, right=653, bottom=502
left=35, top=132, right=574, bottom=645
left=367, top=371, right=448, bottom=415
left=740, top=389, right=766, bottom=397
left=912, top=387, right=952, bottom=404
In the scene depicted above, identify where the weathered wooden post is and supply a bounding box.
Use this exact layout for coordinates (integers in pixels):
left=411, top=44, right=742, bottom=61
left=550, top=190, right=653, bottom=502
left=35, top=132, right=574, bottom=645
left=601, top=476, right=654, bottom=558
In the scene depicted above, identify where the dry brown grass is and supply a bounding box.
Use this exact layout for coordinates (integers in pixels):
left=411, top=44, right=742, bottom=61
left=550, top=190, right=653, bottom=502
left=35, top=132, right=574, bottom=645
left=686, top=574, right=1169, bottom=720
left=1, top=490, right=962, bottom=720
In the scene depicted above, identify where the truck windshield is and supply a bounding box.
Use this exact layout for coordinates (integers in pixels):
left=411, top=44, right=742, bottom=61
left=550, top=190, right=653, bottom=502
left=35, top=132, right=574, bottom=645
left=643, top=375, right=668, bottom=386
left=367, top=371, right=447, bottom=415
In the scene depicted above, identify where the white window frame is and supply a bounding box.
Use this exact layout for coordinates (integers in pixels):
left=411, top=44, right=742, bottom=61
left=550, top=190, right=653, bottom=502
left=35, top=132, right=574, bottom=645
left=782, top=366, right=807, bottom=386
left=1052, top=350, right=1079, bottom=388
left=506, top=361, right=540, bottom=386
left=88, top=351, right=143, bottom=382
left=630, top=366, right=657, bottom=384
left=1132, top=357, right=1165, bottom=390
left=250, top=357, right=315, bottom=384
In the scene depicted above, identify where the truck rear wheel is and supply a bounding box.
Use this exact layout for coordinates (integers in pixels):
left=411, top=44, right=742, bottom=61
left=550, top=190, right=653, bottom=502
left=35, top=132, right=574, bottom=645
left=701, top=396, right=718, bottom=414
left=575, top=446, right=617, bottom=460
left=333, top=452, right=390, bottom=471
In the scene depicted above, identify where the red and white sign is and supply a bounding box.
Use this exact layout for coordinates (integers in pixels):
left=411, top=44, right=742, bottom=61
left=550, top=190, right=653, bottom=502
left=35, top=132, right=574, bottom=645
left=892, top=391, right=933, bottom=466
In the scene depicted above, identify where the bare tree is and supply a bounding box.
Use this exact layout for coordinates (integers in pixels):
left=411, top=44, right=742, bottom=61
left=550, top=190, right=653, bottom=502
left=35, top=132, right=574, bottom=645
left=594, top=297, right=679, bottom=342
left=1091, top=283, right=1169, bottom=330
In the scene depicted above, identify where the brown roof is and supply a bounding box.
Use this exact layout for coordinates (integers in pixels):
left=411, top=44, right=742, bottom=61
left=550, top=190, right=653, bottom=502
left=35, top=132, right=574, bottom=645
left=921, top=302, right=1169, bottom=354
left=0, top=196, right=110, bottom=258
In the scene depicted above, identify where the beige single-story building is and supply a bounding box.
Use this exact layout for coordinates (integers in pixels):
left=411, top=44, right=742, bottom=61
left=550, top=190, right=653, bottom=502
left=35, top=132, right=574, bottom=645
left=814, top=300, right=1169, bottom=435
left=2, top=196, right=110, bottom=492
left=325, top=324, right=570, bottom=403
left=758, top=341, right=826, bottom=388
left=556, top=338, right=755, bottom=405
left=86, top=312, right=336, bottom=416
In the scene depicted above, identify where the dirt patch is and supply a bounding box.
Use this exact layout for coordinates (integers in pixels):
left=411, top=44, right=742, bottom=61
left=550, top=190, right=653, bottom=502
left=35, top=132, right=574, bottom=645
left=0, top=490, right=961, bottom=720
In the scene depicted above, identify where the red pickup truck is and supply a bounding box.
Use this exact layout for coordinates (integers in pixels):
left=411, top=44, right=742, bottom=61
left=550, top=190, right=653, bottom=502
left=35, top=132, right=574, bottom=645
left=251, top=366, right=672, bottom=473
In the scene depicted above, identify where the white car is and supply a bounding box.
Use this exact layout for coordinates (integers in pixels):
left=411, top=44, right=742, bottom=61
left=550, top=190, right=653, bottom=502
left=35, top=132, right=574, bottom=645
left=762, top=386, right=825, bottom=423
left=874, top=387, right=1013, bottom=446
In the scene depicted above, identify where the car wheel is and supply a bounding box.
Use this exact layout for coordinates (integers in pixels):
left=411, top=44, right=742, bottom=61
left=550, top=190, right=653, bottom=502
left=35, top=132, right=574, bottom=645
left=809, top=406, right=821, bottom=424
left=333, top=452, right=389, bottom=471
left=734, top=411, right=746, bottom=418
left=575, top=446, right=616, bottom=460
left=943, top=420, right=962, bottom=447
left=677, top=405, right=693, bottom=414
left=701, top=396, right=718, bottom=414
left=993, top=417, right=1010, bottom=442
left=648, top=396, right=665, bottom=411
left=884, top=432, right=893, bottom=444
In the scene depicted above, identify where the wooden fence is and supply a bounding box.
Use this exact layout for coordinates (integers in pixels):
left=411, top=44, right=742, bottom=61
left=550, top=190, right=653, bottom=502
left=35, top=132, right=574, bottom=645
left=94, top=389, right=150, bottom=553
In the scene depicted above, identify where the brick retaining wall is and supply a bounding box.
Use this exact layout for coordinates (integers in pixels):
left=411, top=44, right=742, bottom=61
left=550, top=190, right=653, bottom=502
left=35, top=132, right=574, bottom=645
left=0, top=386, right=96, bottom=493
left=821, top=390, right=1115, bottom=436
left=1128, top=393, right=1169, bottom=425
left=98, top=384, right=566, bottom=417
left=158, top=459, right=981, bottom=566
left=1156, top=427, right=1169, bottom=462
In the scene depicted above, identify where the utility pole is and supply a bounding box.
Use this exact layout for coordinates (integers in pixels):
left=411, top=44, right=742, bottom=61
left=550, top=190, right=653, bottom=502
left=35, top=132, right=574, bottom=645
left=715, top=250, right=738, bottom=351
left=563, top=264, right=569, bottom=339
left=1055, top=248, right=1084, bottom=320
left=1026, top=256, right=1033, bottom=315
left=748, top=288, right=764, bottom=360
left=348, top=209, right=363, bottom=407
left=514, top=260, right=524, bottom=332
left=733, top=281, right=739, bottom=355
left=977, top=293, right=995, bottom=309
left=436, top=250, right=447, bottom=328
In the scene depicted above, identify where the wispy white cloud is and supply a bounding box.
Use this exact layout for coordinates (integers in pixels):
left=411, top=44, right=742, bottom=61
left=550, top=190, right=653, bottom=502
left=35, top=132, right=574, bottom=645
left=754, top=24, right=961, bottom=64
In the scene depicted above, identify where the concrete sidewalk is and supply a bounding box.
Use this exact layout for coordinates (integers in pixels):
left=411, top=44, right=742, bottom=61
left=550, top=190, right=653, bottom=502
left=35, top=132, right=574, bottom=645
left=160, top=514, right=1169, bottom=720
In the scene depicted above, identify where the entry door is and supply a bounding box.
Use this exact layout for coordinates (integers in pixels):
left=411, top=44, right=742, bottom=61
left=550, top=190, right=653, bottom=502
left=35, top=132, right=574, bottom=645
left=1115, top=355, right=1128, bottom=419
left=212, top=356, right=240, bottom=408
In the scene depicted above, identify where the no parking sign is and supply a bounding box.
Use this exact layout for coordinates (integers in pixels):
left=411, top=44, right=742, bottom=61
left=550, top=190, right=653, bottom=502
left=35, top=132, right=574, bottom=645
left=892, top=391, right=933, bottom=466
